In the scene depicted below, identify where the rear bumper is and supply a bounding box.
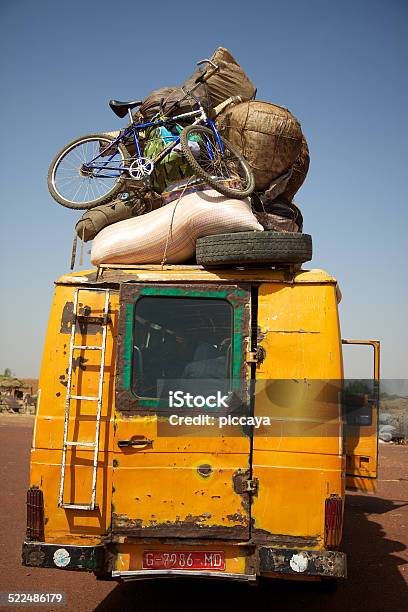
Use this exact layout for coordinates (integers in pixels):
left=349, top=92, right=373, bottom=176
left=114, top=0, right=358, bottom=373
left=259, top=547, right=346, bottom=579
left=112, top=569, right=257, bottom=582
left=22, top=541, right=105, bottom=572
left=22, top=541, right=346, bottom=580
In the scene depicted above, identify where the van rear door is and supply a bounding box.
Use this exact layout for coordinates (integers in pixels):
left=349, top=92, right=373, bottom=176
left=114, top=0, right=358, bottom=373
left=112, top=283, right=252, bottom=539
left=342, top=340, right=380, bottom=492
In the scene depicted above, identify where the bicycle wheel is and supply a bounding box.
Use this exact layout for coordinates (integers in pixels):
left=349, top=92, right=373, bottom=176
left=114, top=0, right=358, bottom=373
left=180, top=125, right=255, bottom=199
left=48, top=134, right=129, bottom=209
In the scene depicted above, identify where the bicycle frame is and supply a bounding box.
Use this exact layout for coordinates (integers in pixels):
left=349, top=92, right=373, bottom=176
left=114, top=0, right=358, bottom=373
left=85, top=101, right=224, bottom=179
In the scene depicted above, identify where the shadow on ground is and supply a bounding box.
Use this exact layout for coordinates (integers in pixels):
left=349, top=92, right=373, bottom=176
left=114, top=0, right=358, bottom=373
left=94, top=494, right=408, bottom=612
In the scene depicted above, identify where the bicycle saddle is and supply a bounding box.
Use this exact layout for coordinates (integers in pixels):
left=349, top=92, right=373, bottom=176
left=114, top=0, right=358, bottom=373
left=109, top=99, right=143, bottom=118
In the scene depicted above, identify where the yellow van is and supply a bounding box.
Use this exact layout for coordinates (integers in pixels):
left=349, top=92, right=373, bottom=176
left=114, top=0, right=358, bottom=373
left=22, top=263, right=379, bottom=586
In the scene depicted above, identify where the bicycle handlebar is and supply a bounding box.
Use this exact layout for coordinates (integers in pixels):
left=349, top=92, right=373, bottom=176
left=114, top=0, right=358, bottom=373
left=194, top=59, right=220, bottom=84
left=197, top=58, right=218, bottom=69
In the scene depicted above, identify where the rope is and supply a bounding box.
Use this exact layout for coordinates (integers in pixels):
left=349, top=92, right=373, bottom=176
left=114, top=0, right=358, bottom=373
left=79, top=223, right=85, bottom=267
left=160, top=177, right=194, bottom=269
left=70, top=230, right=78, bottom=271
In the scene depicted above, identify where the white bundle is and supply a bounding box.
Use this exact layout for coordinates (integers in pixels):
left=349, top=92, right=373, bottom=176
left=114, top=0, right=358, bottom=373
left=91, top=189, right=263, bottom=265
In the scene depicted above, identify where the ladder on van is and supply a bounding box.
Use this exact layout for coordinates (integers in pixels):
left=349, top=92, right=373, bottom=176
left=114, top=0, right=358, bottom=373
left=58, top=287, right=110, bottom=511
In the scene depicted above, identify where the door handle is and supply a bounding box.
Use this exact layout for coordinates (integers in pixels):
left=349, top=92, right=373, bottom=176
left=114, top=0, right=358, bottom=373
left=118, top=437, right=153, bottom=449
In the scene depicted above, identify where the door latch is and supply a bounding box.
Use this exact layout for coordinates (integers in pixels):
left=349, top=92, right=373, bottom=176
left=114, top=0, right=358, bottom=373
left=243, top=478, right=259, bottom=493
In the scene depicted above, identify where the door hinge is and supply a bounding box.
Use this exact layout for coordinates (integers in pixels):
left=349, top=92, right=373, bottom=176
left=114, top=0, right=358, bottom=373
left=246, top=347, right=266, bottom=365
left=244, top=478, right=259, bottom=493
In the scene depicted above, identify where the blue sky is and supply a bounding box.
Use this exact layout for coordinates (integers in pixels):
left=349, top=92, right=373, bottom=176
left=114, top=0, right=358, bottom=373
left=0, top=0, right=407, bottom=379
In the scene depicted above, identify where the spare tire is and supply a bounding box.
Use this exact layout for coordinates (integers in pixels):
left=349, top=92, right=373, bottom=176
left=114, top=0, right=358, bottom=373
left=196, top=232, right=312, bottom=266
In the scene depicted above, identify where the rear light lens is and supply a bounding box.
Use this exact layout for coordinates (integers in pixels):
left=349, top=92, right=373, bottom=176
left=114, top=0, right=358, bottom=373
left=324, top=495, right=343, bottom=547
left=26, top=486, right=44, bottom=541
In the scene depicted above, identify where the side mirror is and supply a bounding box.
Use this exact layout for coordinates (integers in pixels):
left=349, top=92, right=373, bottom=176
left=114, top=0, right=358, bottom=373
left=342, top=391, right=373, bottom=426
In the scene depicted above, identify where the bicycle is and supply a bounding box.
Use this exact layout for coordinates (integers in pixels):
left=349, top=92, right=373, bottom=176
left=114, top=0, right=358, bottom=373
left=48, top=60, right=255, bottom=210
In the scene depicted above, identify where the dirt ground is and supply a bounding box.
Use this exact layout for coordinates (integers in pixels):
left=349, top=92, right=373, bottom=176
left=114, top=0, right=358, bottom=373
left=0, top=414, right=407, bottom=612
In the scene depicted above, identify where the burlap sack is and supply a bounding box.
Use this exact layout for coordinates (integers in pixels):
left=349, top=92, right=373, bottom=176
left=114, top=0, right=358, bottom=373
left=254, top=213, right=300, bottom=232
left=281, top=135, right=310, bottom=200
left=184, top=47, right=256, bottom=108
left=251, top=195, right=303, bottom=232
left=91, top=189, right=263, bottom=265
left=140, top=48, right=255, bottom=121
left=76, top=194, right=146, bottom=242
left=217, top=100, right=303, bottom=192
left=140, top=85, right=212, bottom=121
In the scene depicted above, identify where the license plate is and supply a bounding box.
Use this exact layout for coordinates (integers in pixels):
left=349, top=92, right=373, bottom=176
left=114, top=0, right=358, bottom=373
left=142, top=550, right=225, bottom=571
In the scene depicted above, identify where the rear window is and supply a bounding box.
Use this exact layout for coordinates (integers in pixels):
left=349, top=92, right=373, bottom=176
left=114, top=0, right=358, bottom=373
left=131, top=297, right=233, bottom=399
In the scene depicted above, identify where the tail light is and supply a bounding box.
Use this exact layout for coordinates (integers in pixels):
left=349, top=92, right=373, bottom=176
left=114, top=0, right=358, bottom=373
left=26, top=486, right=44, bottom=541
left=324, top=495, right=343, bottom=548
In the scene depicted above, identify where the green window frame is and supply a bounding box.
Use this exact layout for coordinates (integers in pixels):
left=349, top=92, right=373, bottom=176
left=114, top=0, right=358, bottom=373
left=115, top=283, right=250, bottom=414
